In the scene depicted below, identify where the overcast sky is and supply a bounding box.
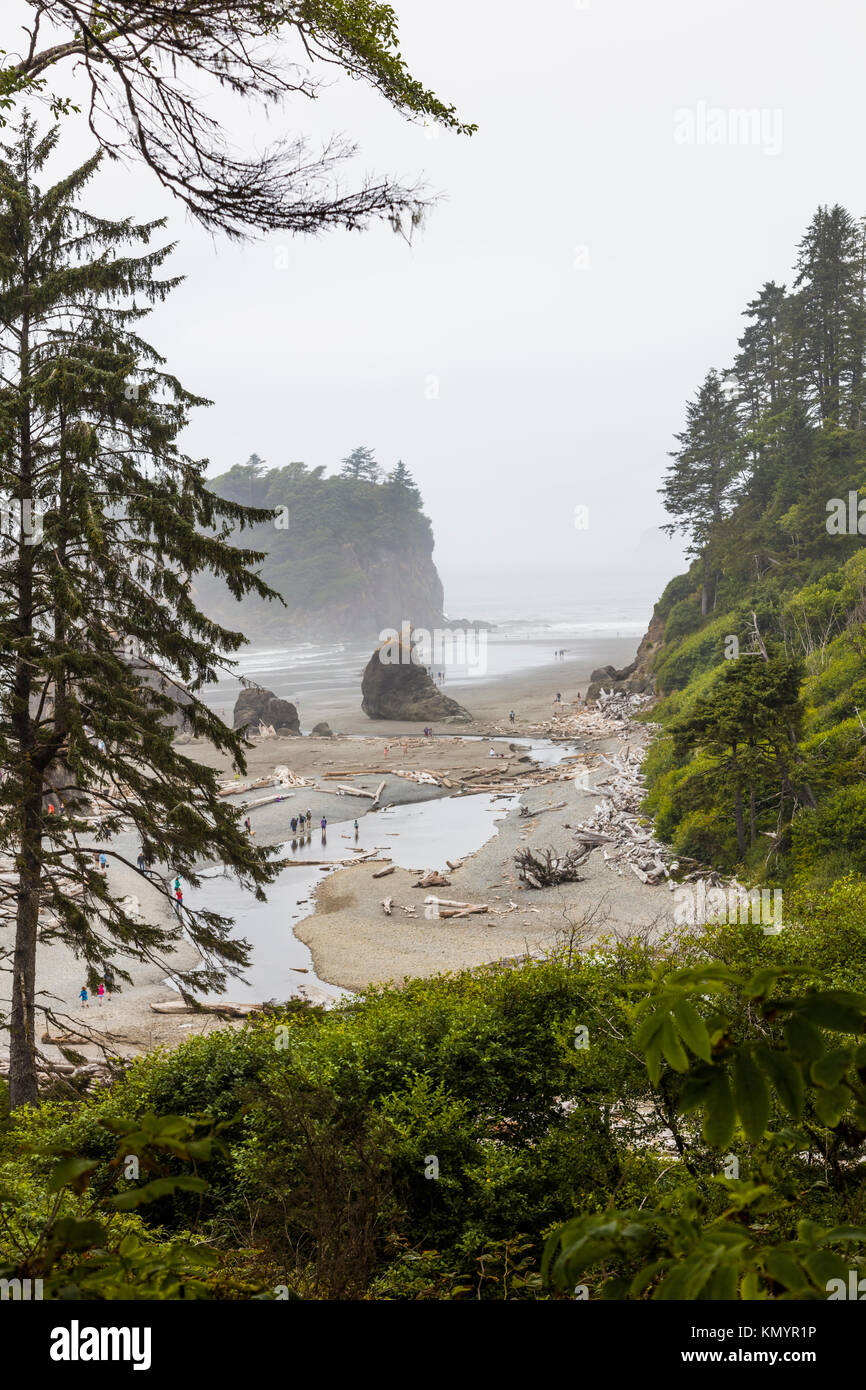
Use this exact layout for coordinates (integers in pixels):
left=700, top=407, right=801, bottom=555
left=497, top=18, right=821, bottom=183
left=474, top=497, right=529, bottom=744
left=10, top=0, right=866, bottom=619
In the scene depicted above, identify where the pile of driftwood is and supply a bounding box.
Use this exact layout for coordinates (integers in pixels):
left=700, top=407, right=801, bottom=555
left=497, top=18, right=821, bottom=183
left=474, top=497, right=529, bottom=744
left=0, top=1054, right=121, bottom=1085
left=515, top=845, right=592, bottom=888
left=572, top=743, right=669, bottom=885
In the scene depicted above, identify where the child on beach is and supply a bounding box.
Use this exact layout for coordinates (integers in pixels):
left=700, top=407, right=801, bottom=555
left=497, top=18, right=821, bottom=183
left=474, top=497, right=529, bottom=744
left=79, top=986, right=89, bottom=1008
left=97, top=981, right=105, bottom=1004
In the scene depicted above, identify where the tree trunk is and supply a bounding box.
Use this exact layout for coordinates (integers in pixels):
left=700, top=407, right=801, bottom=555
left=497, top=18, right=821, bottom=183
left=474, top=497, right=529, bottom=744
left=9, top=821, right=42, bottom=1108
left=8, top=288, right=42, bottom=1110
left=749, top=786, right=757, bottom=847
left=733, top=787, right=747, bottom=859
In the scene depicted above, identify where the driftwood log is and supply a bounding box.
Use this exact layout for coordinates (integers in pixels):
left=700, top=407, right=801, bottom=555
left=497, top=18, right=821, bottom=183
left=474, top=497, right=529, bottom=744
left=515, top=846, right=591, bottom=888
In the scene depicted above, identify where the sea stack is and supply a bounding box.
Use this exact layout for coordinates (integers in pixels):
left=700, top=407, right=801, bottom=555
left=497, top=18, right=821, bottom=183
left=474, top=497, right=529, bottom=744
left=233, top=686, right=301, bottom=735
left=361, top=634, right=472, bottom=723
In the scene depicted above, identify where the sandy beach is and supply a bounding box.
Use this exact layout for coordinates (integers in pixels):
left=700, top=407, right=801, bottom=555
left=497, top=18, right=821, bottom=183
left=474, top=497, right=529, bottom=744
left=3, top=636, right=673, bottom=1076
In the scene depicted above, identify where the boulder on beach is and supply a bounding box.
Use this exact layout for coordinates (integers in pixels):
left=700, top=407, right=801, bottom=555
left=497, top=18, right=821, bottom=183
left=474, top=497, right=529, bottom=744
left=311, top=721, right=333, bottom=738
left=361, top=636, right=472, bottom=723
left=586, top=639, right=657, bottom=703
left=233, top=686, right=300, bottom=735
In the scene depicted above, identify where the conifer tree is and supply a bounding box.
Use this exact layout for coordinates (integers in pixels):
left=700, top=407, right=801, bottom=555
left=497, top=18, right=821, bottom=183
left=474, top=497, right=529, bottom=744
left=0, top=117, right=281, bottom=1108
left=385, top=460, right=422, bottom=510
left=660, top=370, right=742, bottom=613
left=794, top=204, right=866, bottom=426
left=340, top=446, right=380, bottom=483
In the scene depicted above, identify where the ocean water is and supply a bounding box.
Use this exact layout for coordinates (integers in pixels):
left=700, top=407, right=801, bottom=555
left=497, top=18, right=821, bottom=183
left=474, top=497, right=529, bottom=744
left=200, top=601, right=650, bottom=727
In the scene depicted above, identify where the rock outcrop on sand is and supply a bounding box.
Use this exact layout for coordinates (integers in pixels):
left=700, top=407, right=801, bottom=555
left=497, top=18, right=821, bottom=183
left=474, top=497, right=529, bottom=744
left=233, top=686, right=300, bottom=735
left=361, top=637, right=472, bottom=723
left=311, top=721, right=333, bottom=737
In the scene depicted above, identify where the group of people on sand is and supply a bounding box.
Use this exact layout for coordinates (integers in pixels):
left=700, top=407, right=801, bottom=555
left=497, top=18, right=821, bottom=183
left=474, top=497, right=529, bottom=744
left=290, top=810, right=313, bottom=837
left=79, top=971, right=113, bottom=1007
left=287, top=809, right=330, bottom=849
left=553, top=649, right=568, bottom=660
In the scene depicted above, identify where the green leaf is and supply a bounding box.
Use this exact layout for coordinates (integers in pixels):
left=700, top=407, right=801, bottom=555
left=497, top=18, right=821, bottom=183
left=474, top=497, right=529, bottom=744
left=47, top=1157, right=99, bottom=1194
left=705, top=1264, right=739, bottom=1300
left=46, top=1217, right=106, bottom=1253
left=630, top=1258, right=674, bottom=1297
left=740, top=1270, right=764, bottom=1300
left=108, top=1175, right=209, bottom=1211
left=813, top=1085, right=849, bottom=1128
left=811, top=1047, right=853, bottom=1088
left=660, top=1017, right=690, bottom=1073
left=822, top=1225, right=866, bottom=1241
left=783, top=1014, right=823, bottom=1062
left=756, top=1046, right=804, bottom=1119
left=796, top=991, right=866, bottom=1034
left=656, top=1249, right=722, bottom=1300
left=673, top=999, right=713, bottom=1062
left=733, top=1050, right=770, bottom=1141
left=765, top=1249, right=809, bottom=1293
left=703, top=1069, right=736, bottom=1149
left=645, top=1034, right=665, bottom=1087
left=634, top=1009, right=667, bottom=1052
left=678, top=1069, right=714, bottom=1114
left=802, top=1251, right=848, bottom=1289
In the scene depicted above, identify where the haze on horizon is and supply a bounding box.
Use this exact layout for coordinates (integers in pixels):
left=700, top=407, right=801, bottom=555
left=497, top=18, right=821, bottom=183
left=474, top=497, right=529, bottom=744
left=13, top=0, right=866, bottom=625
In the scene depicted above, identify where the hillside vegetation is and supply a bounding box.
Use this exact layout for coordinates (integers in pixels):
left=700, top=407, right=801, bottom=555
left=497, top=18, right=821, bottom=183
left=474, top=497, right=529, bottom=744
left=644, top=203, right=866, bottom=890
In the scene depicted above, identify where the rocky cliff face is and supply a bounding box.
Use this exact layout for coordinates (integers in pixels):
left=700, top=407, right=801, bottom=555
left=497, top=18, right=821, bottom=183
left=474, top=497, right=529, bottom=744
left=194, top=463, right=448, bottom=644
left=586, top=611, right=664, bottom=702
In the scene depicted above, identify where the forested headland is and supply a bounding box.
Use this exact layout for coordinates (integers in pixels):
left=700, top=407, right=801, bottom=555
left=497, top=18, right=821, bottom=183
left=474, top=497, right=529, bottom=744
left=195, top=452, right=447, bottom=641
left=646, top=204, right=866, bottom=889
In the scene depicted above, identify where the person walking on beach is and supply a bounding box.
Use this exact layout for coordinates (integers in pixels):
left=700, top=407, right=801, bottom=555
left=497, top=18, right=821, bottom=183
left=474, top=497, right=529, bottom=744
left=306, top=809, right=312, bottom=830
left=79, top=986, right=89, bottom=1008
left=509, top=710, right=515, bottom=724
left=175, top=886, right=183, bottom=908
left=354, top=819, right=359, bottom=839
left=320, top=816, right=327, bottom=843
left=97, top=981, right=105, bottom=1005
left=244, top=816, right=253, bottom=835
left=290, top=816, right=298, bottom=834
left=103, top=968, right=114, bottom=1001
